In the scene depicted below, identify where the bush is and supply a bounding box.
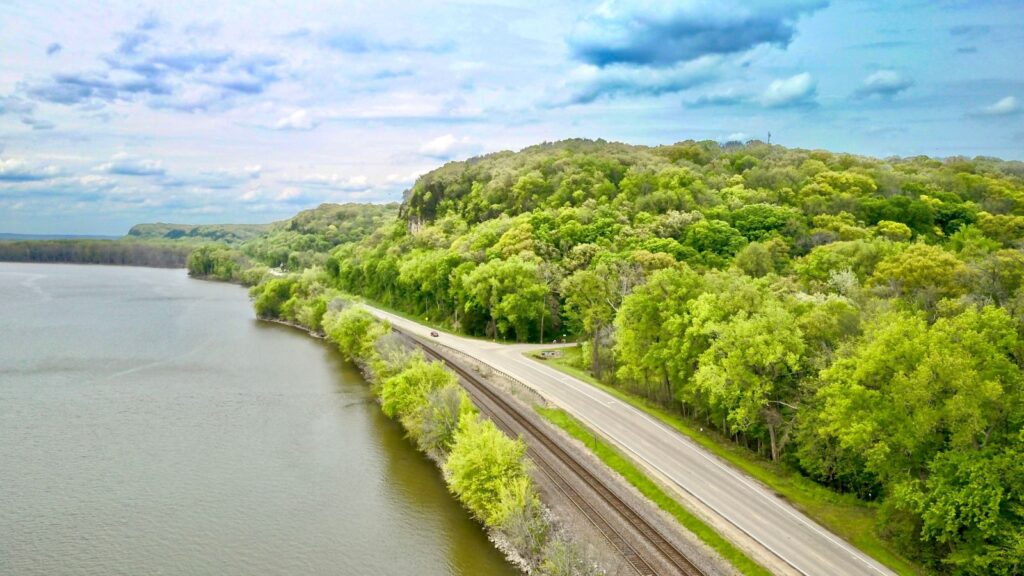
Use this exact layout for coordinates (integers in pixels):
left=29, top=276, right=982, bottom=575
left=445, top=415, right=531, bottom=526
left=378, top=358, right=458, bottom=441
left=250, top=277, right=296, bottom=318
left=418, top=385, right=476, bottom=458
left=322, top=306, right=389, bottom=362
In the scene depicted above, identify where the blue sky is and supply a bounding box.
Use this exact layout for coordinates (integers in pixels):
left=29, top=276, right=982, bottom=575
left=1, top=0, right=1021, bottom=235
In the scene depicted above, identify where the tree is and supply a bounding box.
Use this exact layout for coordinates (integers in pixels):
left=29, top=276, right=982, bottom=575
left=251, top=277, right=296, bottom=318
left=873, top=220, right=913, bottom=242
left=683, top=219, right=747, bottom=267
left=379, top=358, right=458, bottom=442
left=614, top=265, right=703, bottom=402
left=562, top=258, right=643, bottom=376
left=812, top=307, right=1024, bottom=571
left=444, top=415, right=531, bottom=526
left=870, top=243, right=967, bottom=309
left=462, top=256, right=548, bottom=341
left=733, top=238, right=790, bottom=278
left=693, top=300, right=805, bottom=461
left=730, top=203, right=802, bottom=241
left=322, top=306, right=390, bottom=363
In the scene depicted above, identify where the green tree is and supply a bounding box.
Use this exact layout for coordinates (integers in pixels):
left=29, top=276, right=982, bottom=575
left=444, top=415, right=531, bottom=526
left=462, top=255, right=548, bottom=341
left=693, top=300, right=805, bottom=461
left=683, top=219, right=747, bottom=267
left=379, top=358, right=458, bottom=442
left=870, top=243, right=967, bottom=309
left=614, top=265, right=703, bottom=401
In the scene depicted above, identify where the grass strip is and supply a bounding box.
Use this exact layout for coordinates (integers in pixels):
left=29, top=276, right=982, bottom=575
left=532, top=347, right=920, bottom=576
left=537, top=406, right=772, bottom=576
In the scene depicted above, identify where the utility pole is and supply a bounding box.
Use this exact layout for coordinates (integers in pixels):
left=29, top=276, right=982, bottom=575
left=767, top=131, right=772, bottom=145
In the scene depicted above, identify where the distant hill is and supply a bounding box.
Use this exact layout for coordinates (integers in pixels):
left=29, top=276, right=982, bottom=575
left=1, top=203, right=400, bottom=271
left=241, top=202, right=401, bottom=268
left=126, top=222, right=275, bottom=244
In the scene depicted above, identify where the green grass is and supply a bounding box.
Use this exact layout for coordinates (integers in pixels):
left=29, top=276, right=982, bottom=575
left=537, top=406, right=772, bottom=576
left=531, top=347, right=921, bottom=576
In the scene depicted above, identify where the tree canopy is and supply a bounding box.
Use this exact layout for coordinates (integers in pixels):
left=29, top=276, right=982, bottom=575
left=239, top=139, right=1024, bottom=574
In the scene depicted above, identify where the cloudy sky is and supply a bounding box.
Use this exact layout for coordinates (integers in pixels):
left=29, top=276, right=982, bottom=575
left=1, top=0, right=1022, bottom=235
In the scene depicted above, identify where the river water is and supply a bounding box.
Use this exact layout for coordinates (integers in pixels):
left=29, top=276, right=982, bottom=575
left=0, top=263, right=516, bottom=576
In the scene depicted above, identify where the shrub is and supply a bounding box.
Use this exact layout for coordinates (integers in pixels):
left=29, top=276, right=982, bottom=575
left=445, top=415, right=531, bottom=526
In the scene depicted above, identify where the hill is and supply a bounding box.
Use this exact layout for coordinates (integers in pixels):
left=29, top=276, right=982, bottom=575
left=261, top=138, right=1023, bottom=574
left=126, top=222, right=274, bottom=244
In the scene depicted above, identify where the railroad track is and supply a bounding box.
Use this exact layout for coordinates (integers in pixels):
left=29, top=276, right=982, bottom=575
left=407, top=332, right=706, bottom=576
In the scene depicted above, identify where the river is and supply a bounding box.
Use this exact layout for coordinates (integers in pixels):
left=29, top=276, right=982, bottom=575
left=0, top=263, right=517, bottom=576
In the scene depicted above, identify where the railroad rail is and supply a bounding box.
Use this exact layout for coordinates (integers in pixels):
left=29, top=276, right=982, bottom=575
left=404, top=330, right=707, bottom=576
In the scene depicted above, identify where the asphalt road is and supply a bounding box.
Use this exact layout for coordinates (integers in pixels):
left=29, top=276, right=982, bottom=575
left=365, top=305, right=895, bottom=576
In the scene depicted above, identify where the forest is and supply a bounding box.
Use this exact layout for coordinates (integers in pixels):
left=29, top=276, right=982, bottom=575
left=241, top=139, right=1024, bottom=575
left=0, top=238, right=192, bottom=268
left=184, top=202, right=400, bottom=283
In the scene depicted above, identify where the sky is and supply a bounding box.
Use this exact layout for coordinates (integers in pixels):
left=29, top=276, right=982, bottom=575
left=0, top=1, right=1022, bottom=235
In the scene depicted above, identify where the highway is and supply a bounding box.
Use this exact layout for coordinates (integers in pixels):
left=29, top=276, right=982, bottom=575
left=365, top=305, right=895, bottom=576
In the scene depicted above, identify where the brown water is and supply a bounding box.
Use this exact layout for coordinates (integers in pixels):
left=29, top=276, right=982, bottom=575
left=0, top=263, right=517, bottom=576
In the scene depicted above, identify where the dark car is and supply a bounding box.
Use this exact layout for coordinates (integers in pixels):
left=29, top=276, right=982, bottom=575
left=430, top=331, right=439, bottom=337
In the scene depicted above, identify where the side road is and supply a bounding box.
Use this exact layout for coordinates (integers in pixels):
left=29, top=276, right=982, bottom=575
left=365, top=305, right=895, bottom=576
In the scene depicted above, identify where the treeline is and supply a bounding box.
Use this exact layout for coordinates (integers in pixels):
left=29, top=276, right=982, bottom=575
left=0, top=239, right=192, bottom=268
left=186, top=245, right=268, bottom=285
left=250, top=281, right=600, bottom=574
left=299, top=139, right=1024, bottom=574
left=241, top=202, right=399, bottom=269
left=127, top=222, right=272, bottom=244
left=183, top=203, right=397, bottom=285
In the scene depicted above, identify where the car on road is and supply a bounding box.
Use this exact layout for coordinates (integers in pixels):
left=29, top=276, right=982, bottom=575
left=430, top=331, right=439, bottom=337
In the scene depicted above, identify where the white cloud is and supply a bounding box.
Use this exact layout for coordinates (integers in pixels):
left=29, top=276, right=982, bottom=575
left=0, top=158, right=62, bottom=182
left=96, top=153, right=165, bottom=176
left=0, top=95, right=36, bottom=116
left=275, top=186, right=302, bottom=201
left=292, top=173, right=371, bottom=191
left=759, top=72, right=817, bottom=108
left=76, top=174, right=117, bottom=188
left=554, top=56, right=720, bottom=105
left=855, top=70, right=913, bottom=98
left=720, top=132, right=750, bottom=143
left=569, top=0, right=827, bottom=67
left=273, top=109, right=319, bottom=130
left=978, top=96, right=1021, bottom=117
left=386, top=171, right=422, bottom=185
left=418, top=134, right=480, bottom=160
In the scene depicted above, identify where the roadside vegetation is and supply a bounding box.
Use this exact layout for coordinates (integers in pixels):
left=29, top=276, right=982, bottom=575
left=251, top=286, right=602, bottom=575
left=538, top=407, right=771, bottom=576
left=199, top=139, right=1021, bottom=574
left=534, top=347, right=918, bottom=575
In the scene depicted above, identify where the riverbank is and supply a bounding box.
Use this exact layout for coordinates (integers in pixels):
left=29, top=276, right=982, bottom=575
left=249, top=284, right=607, bottom=575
